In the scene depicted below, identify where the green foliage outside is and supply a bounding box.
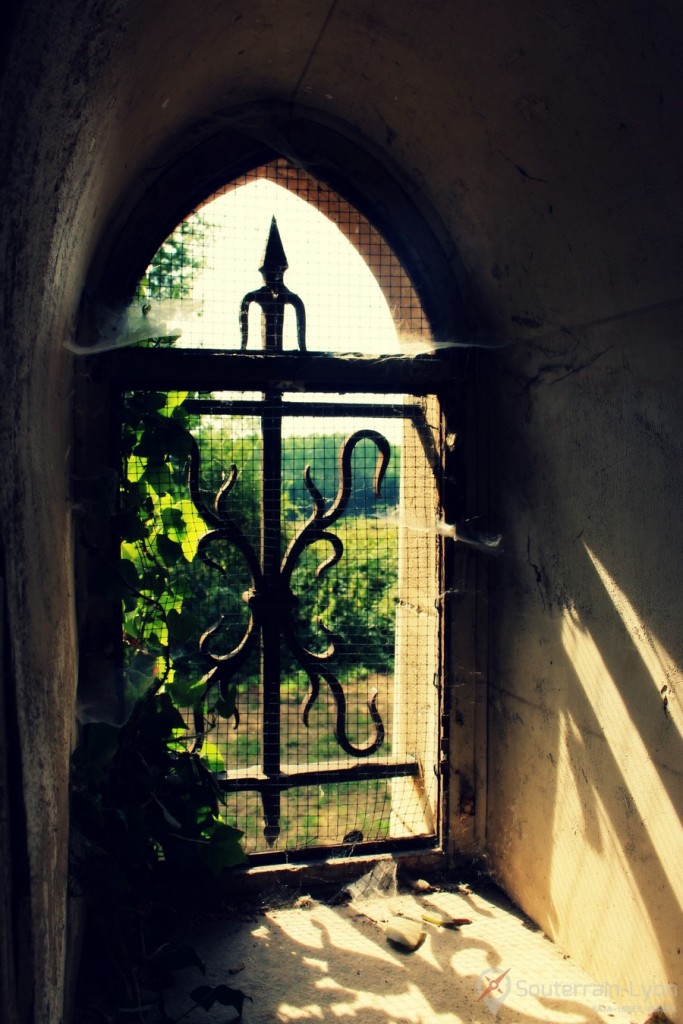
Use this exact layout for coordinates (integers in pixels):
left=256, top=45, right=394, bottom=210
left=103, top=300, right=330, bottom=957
left=119, top=408, right=400, bottom=708
left=137, top=213, right=209, bottom=303
left=116, top=398, right=400, bottom=852
left=283, top=431, right=400, bottom=516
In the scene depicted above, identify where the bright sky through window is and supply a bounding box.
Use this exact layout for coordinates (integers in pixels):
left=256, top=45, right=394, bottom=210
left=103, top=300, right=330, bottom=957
left=175, top=179, right=401, bottom=355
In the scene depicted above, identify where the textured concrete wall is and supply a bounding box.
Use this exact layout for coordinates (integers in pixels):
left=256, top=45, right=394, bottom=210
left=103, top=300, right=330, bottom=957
left=487, top=305, right=683, bottom=1014
left=1, top=1, right=681, bottom=1020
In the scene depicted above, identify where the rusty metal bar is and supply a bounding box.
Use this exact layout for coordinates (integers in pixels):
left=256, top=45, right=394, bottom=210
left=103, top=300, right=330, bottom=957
left=260, top=389, right=283, bottom=845
left=183, top=398, right=425, bottom=421
left=104, top=349, right=459, bottom=395
left=216, top=756, right=420, bottom=792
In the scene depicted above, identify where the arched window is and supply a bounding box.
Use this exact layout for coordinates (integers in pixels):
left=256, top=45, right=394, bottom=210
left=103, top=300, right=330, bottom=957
left=134, top=159, right=429, bottom=353
left=79, top=156, right=461, bottom=864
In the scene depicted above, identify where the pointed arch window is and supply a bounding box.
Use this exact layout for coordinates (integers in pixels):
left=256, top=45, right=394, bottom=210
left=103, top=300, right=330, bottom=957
left=99, top=159, right=452, bottom=863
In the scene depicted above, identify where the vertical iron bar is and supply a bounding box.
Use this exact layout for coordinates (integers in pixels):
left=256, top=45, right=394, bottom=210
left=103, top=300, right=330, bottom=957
left=239, top=218, right=307, bottom=846
left=260, top=389, right=283, bottom=845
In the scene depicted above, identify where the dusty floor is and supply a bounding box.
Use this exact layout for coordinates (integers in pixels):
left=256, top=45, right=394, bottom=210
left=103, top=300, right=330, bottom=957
left=163, top=866, right=651, bottom=1024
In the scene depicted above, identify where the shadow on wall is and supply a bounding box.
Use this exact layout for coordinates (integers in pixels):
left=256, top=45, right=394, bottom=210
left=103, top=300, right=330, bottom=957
left=490, top=555, right=682, bottom=1021
left=554, top=553, right=682, bottom=997
left=486, top=329, right=683, bottom=1023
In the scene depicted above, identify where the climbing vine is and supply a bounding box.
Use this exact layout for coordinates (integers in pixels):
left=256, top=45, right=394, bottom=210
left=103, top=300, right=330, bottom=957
left=71, top=218, right=249, bottom=1022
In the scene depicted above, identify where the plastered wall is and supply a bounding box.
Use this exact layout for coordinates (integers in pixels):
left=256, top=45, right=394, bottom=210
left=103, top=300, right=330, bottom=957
left=1, top=1, right=681, bottom=1021
left=487, top=305, right=683, bottom=1015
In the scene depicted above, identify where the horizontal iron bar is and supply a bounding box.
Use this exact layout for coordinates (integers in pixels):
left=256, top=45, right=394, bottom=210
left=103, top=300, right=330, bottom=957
left=183, top=398, right=425, bottom=421
left=103, top=349, right=459, bottom=394
left=216, top=756, right=419, bottom=793
left=244, top=835, right=440, bottom=866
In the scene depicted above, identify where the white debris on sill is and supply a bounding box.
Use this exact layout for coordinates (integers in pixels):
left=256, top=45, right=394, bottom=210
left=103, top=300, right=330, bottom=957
left=162, top=873, right=649, bottom=1024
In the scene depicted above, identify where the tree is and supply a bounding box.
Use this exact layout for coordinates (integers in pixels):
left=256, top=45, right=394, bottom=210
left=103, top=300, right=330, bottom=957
left=137, top=213, right=210, bottom=303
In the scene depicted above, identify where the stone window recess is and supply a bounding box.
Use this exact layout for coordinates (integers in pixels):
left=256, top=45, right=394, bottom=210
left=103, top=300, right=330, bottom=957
left=81, top=160, right=456, bottom=865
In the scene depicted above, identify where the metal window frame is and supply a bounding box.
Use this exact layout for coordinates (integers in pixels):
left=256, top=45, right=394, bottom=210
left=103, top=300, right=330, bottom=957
left=107, top=346, right=457, bottom=864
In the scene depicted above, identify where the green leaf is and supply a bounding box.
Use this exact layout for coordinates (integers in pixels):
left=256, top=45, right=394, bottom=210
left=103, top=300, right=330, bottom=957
left=136, top=692, right=188, bottom=747
left=178, top=678, right=210, bottom=707
left=191, top=983, right=252, bottom=1014
left=121, top=476, right=150, bottom=505
left=143, top=462, right=174, bottom=496
left=119, top=558, right=141, bottom=591
left=151, top=793, right=181, bottom=829
left=123, top=654, right=160, bottom=706
left=135, top=392, right=168, bottom=414
left=199, top=741, right=225, bottom=773
left=167, top=608, right=199, bottom=645
left=156, top=533, right=185, bottom=566
left=159, top=391, right=189, bottom=416
left=198, top=821, right=246, bottom=874
left=160, top=504, right=185, bottom=532
left=116, top=509, right=148, bottom=542
left=214, top=688, right=237, bottom=721
left=143, top=942, right=205, bottom=977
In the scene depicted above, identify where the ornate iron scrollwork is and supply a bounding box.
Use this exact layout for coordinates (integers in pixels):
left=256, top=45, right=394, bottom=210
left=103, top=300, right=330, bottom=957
left=188, top=429, right=390, bottom=756
left=279, top=428, right=390, bottom=756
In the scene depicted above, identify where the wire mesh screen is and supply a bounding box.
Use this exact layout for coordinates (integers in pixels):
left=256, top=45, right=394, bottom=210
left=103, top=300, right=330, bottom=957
left=134, top=158, right=429, bottom=353
left=121, top=391, right=440, bottom=857
left=118, top=156, right=441, bottom=860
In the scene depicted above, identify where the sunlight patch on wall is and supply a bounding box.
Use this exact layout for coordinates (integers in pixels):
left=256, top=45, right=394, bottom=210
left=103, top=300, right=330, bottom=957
left=584, top=544, right=680, bottom=740
left=549, top=708, right=662, bottom=979
left=560, top=605, right=682, bottom=911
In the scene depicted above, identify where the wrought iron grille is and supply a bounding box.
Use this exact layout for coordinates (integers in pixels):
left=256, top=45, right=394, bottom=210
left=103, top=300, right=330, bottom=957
left=119, top=213, right=444, bottom=861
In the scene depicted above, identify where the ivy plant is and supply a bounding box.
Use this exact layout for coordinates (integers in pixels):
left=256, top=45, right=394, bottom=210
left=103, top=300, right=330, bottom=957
left=71, top=211, right=250, bottom=1017
left=70, top=682, right=248, bottom=1020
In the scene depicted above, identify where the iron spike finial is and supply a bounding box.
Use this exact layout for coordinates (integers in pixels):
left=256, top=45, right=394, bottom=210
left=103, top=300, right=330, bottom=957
left=239, top=217, right=307, bottom=352
left=260, top=216, right=288, bottom=278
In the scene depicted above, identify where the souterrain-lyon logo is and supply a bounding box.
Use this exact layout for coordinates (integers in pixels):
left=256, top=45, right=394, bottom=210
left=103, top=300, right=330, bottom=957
left=477, top=967, right=512, bottom=1015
